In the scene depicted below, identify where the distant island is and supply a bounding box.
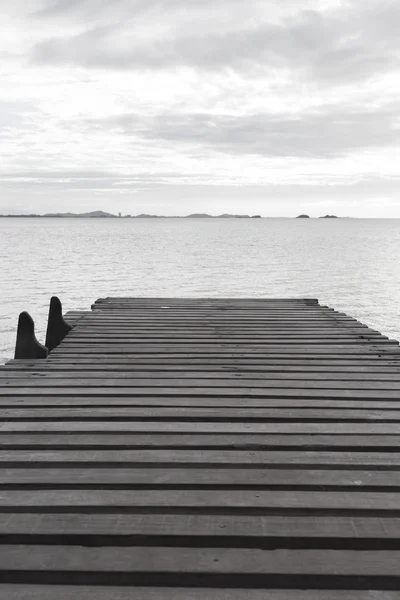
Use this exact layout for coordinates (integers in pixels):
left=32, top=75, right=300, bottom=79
left=44, top=211, right=116, bottom=218
left=0, top=211, right=116, bottom=218
left=296, top=214, right=340, bottom=219
left=0, top=211, right=263, bottom=219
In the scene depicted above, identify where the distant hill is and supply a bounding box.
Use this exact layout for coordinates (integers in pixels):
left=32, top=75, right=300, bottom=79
left=135, top=214, right=160, bottom=218
left=44, top=211, right=117, bottom=218
left=216, top=214, right=251, bottom=219
left=185, top=213, right=255, bottom=218
left=186, top=213, right=213, bottom=218
left=296, top=214, right=310, bottom=218
left=319, top=215, right=338, bottom=219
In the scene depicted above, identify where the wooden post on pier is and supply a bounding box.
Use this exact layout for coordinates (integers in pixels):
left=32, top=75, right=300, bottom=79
left=14, top=311, right=48, bottom=359
left=45, top=296, right=72, bottom=353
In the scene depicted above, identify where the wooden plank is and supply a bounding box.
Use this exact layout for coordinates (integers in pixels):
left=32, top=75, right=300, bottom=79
left=96, top=298, right=319, bottom=303
left=96, top=297, right=319, bottom=300
left=0, top=489, right=399, bottom=510
left=50, top=347, right=400, bottom=355
left=2, top=397, right=400, bottom=408
left=0, top=367, right=400, bottom=382
left=1, top=588, right=393, bottom=600
left=83, top=307, right=336, bottom=312
left=1, top=407, right=400, bottom=421
left=83, top=305, right=342, bottom=310
left=0, top=546, right=400, bottom=588
left=80, top=302, right=351, bottom=308
left=1, top=467, right=399, bottom=487
left=84, top=305, right=344, bottom=310
left=64, top=330, right=392, bottom=338
left=67, top=327, right=384, bottom=334
left=76, top=310, right=361, bottom=316
left=68, top=329, right=384, bottom=335
left=69, top=325, right=378, bottom=331
left=91, top=313, right=341, bottom=318
left=77, top=318, right=355, bottom=323
left=12, top=356, right=400, bottom=365
left=68, top=320, right=379, bottom=328
left=61, top=338, right=395, bottom=346
left=83, top=307, right=349, bottom=312
left=0, top=433, right=398, bottom=449
left=5, top=377, right=400, bottom=390
left=0, top=449, right=399, bottom=467
left=1, top=513, right=400, bottom=542
left=4, top=365, right=400, bottom=374
left=2, top=422, right=400, bottom=433
left=62, top=344, right=396, bottom=352
left=44, top=354, right=400, bottom=362
left=65, top=340, right=391, bottom=346
left=3, top=387, right=400, bottom=399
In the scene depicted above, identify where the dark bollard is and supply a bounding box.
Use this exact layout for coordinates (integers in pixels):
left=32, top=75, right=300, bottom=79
left=14, top=312, right=48, bottom=359
left=45, top=296, right=72, bottom=352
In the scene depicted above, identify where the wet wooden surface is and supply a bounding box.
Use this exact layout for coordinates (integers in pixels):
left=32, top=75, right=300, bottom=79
left=0, top=297, right=400, bottom=597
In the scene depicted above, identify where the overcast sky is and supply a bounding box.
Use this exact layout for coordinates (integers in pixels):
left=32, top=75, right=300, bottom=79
left=1, top=0, right=400, bottom=216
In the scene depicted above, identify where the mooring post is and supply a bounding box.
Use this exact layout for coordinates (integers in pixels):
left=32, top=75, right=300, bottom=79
left=45, top=296, right=72, bottom=352
left=14, top=312, right=48, bottom=359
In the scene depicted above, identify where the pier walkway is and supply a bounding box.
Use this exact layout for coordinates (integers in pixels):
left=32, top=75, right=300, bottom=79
left=0, top=297, right=400, bottom=598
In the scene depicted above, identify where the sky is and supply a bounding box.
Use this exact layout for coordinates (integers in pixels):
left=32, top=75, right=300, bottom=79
left=0, top=0, right=400, bottom=217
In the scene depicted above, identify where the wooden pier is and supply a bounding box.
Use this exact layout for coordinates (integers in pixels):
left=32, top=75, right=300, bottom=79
left=0, top=297, right=400, bottom=598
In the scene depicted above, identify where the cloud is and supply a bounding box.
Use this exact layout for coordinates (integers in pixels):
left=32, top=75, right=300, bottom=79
left=89, top=103, right=400, bottom=158
left=30, top=1, right=400, bottom=85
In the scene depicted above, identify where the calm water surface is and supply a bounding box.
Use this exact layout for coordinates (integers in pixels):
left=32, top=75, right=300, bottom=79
left=1, top=217, right=400, bottom=362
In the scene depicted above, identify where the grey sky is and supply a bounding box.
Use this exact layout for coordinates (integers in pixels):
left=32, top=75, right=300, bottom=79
left=1, top=0, right=399, bottom=216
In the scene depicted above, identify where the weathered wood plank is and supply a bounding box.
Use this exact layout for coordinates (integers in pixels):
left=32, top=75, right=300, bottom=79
left=4, top=365, right=400, bottom=374
left=2, top=422, right=400, bottom=433
left=1, top=467, right=399, bottom=488
left=0, top=449, right=399, bottom=467
left=67, top=328, right=385, bottom=335
left=1, top=588, right=393, bottom=600
left=61, top=339, right=395, bottom=346
left=1, top=513, right=399, bottom=542
left=2, top=398, right=400, bottom=408
left=1, top=407, right=400, bottom=421
left=64, top=338, right=392, bottom=345
left=0, top=489, right=399, bottom=510
left=85, top=312, right=343, bottom=318
left=0, top=546, right=400, bottom=589
left=72, top=317, right=360, bottom=324
left=75, top=324, right=363, bottom=331
left=50, top=346, right=400, bottom=355
left=99, top=299, right=319, bottom=302
left=3, top=387, right=400, bottom=399
left=44, top=354, right=400, bottom=362
left=0, top=513, right=400, bottom=549
left=0, top=433, right=398, bottom=449
left=5, top=378, right=400, bottom=390
left=71, top=324, right=375, bottom=331
left=4, top=370, right=400, bottom=380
